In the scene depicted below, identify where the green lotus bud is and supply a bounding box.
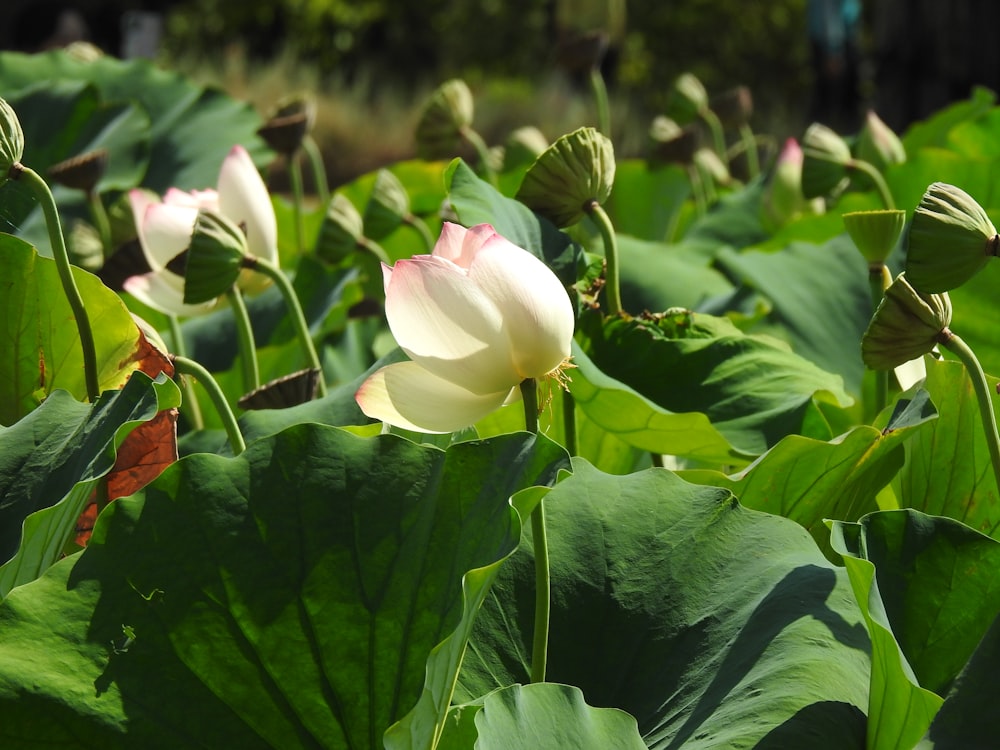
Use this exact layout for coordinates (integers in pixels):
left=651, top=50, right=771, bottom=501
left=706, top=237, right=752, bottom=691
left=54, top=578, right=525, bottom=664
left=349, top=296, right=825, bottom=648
left=648, top=116, right=700, bottom=165
left=515, top=126, right=615, bottom=227
left=855, top=110, right=905, bottom=172
left=183, top=209, right=248, bottom=304
left=363, top=169, right=409, bottom=241
left=906, top=182, right=999, bottom=293
left=801, top=122, right=851, bottom=199
left=415, top=79, right=474, bottom=160
left=710, top=85, right=753, bottom=129
left=0, top=96, right=25, bottom=182
left=843, top=209, right=906, bottom=265
left=503, top=126, right=550, bottom=171
left=257, top=95, right=315, bottom=156
left=862, top=273, right=951, bottom=370
left=48, top=148, right=108, bottom=193
left=694, top=147, right=730, bottom=186
left=667, top=72, right=708, bottom=125
left=316, top=192, right=365, bottom=263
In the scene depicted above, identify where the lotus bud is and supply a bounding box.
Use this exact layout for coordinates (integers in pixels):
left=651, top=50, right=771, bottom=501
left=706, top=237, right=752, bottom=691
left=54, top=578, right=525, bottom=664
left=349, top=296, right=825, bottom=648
left=0, top=97, right=24, bottom=183
left=801, top=122, right=851, bottom=199
left=763, top=138, right=808, bottom=227
left=503, top=126, right=549, bottom=171
left=648, top=116, right=700, bottom=165
left=316, top=193, right=365, bottom=263
left=667, top=72, right=708, bottom=125
left=906, top=182, right=999, bottom=293
left=694, top=148, right=730, bottom=187
left=182, top=209, right=248, bottom=304
left=710, top=86, right=753, bottom=129
left=843, top=209, right=906, bottom=265
left=862, top=273, right=951, bottom=370
left=516, top=126, right=615, bottom=227
left=48, top=148, right=108, bottom=193
left=855, top=110, right=905, bottom=172
left=556, top=29, right=610, bottom=74
left=363, top=169, right=409, bottom=241
left=415, top=79, right=474, bottom=160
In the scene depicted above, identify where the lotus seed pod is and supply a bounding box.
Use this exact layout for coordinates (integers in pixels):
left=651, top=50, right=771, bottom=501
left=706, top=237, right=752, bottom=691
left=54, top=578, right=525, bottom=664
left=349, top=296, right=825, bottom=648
left=648, top=116, right=699, bottom=165
left=556, top=29, right=610, bottom=74
left=0, top=97, right=24, bottom=181
left=316, top=193, right=365, bottom=264
left=667, top=72, right=708, bottom=125
left=516, top=126, right=615, bottom=227
left=257, top=95, right=315, bottom=155
left=843, top=209, right=906, bottom=265
left=48, top=148, right=108, bottom=193
left=862, top=273, right=951, bottom=370
left=503, top=126, right=550, bottom=171
left=415, top=79, right=474, bottom=160
left=855, top=110, right=906, bottom=172
left=183, top=209, right=248, bottom=304
left=801, top=122, right=851, bottom=199
left=906, top=182, right=998, bottom=293
left=710, top=85, right=753, bottom=129
left=363, top=169, right=409, bottom=241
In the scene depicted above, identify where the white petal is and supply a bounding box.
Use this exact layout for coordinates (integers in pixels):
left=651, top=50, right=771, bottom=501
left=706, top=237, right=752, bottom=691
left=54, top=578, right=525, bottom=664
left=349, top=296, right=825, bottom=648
left=164, top=187, right=219, bottom=210
left=468, top=235, right=574, bottom=379
left=385, top=255, right=520, bottom=394
left=894, top=355, right=928, bottom=391
left=138, top=202, right=198, bottom=271
left=356, top=360, right=512, bottom=433
left=124, top=271, right=216, bottom=318
left=217, top=145, right=278, bottom=264
left=432, top=222, right=494, bottom=269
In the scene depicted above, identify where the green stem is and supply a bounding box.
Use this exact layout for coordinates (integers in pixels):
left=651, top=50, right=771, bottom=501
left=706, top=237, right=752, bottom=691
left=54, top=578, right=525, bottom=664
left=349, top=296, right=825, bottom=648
left=687, top=165, right=708, bottom=217
left=247, top=257, right=327, bottom=397
left=359, top=237, right=391, bottom=264
left=737, top=123, right=760, bottom=179
left=940, top=330, right=1000, bottom=494
left=172, top=355, right=246, bottom=455
left=868, top=263, right=891, bottom=416
left=289, top=152, right=306, bottom=256
left=700, top=108, right=727, bottom=161
left=521, top=379, right=549, bottom=684
left=459, top=126, right=498, bottom=187
left=849, top=158, right=895, bottom=210
left=302, top=135, right=330, bottom=207
left=225, top=286, right=260, bottom=395
left=13, top=164, right=100, bottom=401
left=167, top=315, right=204, bottom=430
left=403, top=214, right=435, bottom=252
left=561, top=389, right=577, bottom=457
left=585, top=201, right=622, bottom=316
left=87, top=189, right=113, bottom=258
left=588, top=65, right=611, bottom=138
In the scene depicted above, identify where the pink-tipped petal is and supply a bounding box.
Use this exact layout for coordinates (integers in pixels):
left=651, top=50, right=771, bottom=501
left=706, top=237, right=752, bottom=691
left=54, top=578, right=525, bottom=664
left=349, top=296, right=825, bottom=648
left=356, top=360, right=512, bottom=433
left=217, top=145, right=278, bottom=264
left=385, top=255, right=518, bottom=394
left=138, top=202, right=199, bottom=271
left=432, top=221, right=496, bottom=268
left=123, top=271, right=216, bottom=317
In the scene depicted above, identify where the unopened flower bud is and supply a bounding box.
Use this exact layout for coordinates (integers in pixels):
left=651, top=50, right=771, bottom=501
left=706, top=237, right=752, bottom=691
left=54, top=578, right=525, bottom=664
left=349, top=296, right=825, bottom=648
left=648, top=116, right=700, bottom=165
left=801, top=122, right=851, bottom=199
left=503, top=126, right=549, bottom=171
left=0, top=97, right=25, bottom=181
left=183, top=209, right=248, bottom=304
left=516, top=126, right=614, bottom=227
left=316, top=192, right=365, bottom=263
left=862, top=273, right=951, bottom=370
left=710, top=86, right=753, bottom=129
left=48, top=148, right=108, bottom=193
left=667, top=72, right=708, bottom=125
left=855, top=110, right=905, bottom=172
left=694, top=147, right=730, bottom=186
left=415, top=79, right=474, bottom=160
left=906, top=182, right=999, bottom=293
left=843, top=209, right=906, bottom=265
left=363, top=169, right=409, bottom=241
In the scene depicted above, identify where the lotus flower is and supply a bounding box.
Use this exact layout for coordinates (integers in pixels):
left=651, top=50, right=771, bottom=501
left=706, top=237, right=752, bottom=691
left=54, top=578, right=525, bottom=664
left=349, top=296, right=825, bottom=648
left=124, top=145, right=277, bottom=316
left=356, top=222, right=575, bottom=433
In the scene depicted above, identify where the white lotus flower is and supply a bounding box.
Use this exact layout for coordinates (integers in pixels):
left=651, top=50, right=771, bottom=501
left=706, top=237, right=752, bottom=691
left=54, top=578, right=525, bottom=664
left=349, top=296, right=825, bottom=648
left=356, top=222, right=575, bottom=433
left=123, top=145, right=277, bottom=316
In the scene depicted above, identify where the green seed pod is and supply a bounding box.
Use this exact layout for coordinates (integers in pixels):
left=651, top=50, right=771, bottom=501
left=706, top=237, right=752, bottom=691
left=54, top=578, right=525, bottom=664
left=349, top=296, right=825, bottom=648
left=843, top=209, right=906, bottom=265
left=363, top=169, right=409, bottom=242
left=648, top=116, right=699, bottom=165
left=667, top=72, right=708, bottom=125
left=183, top=209, right=247, bottom=304
left=709, top=85, right=753, bottom=129
left=862, top=273, right=951, bottom=370
left=257, top=95, right=315, bottom=156
left=0, top=97, right=25, bottom=182
left=854, top=110, right=905, bottom=172
left=316, top=192, right=365, bottom=264
left=801, top=122, right=851, bottom=199
left=516, top=126, right=615, bottom=227
left=906, top=182, right=999, bottom=293
left=502, top=126, right=549, bottom=171
left=415, top=79, right=474, bottom=160
left=48, top=148, right=108, bottom=193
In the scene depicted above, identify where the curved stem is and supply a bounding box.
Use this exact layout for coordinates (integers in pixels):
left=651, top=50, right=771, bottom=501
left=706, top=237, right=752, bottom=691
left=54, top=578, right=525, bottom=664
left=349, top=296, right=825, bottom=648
left=87, top=190, right=113, bottom=258
left=459, top=125, right=497, bottom=187
left=172, top=355, right=246, bottom=455
left=289, top=152, right=306, bottom=256
left=225, top=286, right=260, bottom=395
left=868, top=263, right=891, bottom=416
left=849, top=158, right=895, bottom=210
left=247, top=257, right=327, bottom=397
left=302, top=135, right=330, bottom=207
left=521, top=378, right=549, bottom=684
left=588, top=65, right=611, bottom=138
left=737, top=123, right=760, bottom=179
left=167, top=315, right=204, bottom=430
left=700, top=108, right=727, bottom=161
left=687, top=165, right=708, bottom=217
left=940, top=330, right=1000, bottom=494
left=403, top=213, right=435, bottom=252
left=14, top=164, right=100, bottom=401
left=585, top=201, right=622, bottom=316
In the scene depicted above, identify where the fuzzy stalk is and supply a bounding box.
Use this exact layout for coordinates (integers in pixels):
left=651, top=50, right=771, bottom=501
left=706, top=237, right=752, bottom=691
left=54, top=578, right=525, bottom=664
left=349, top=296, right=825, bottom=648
left=521, top=378, right=550, bottom=684
left=167, top=315, right=204, bottom=430
left=849, top=158, right=896, bottom=210
left=172, top=355, right=246, bottom=455
left=589, top=66, right=611, bottom=138
left=225, top=286, right=260, bottom=395
left=585, top=200, right=623, bottom=316
left=302, top=135, right=330, bottom=207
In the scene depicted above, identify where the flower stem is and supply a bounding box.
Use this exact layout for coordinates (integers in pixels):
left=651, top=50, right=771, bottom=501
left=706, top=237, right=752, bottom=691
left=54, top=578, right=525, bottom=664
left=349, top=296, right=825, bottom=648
left=738, top=123, right=760, bottom=179
left=849, top=158, right=895, bottom=210
left=289, top=153, right=306, bottom=256
left=939, top=330, right=1000, bottom=494
left=225, top=286, right=260, bottom=395
left=589, top=65, right=611, bottom=138
left=302, top=134, right=330, bottom=207
left=869, top=263, right=892, bottom=416
left=700, top=108, right=727, bottom=161
left=561, top=389, right=577, bottom=456
left=520, top=378, right=550, bottom=684
left=172, top=355, right=246, bottom=455
left=167, top=315, right=204, bottom=430
left=585, top=200, right=622, bottom=316
left=687, top=165, right=708, bottom=217
left=404, top=214, right=435, bottom=252
left=460, top=125, right=497, bottom=187
left=245, top=256, right=327, bottom=397
left=13, top=163, right=100, bottom=401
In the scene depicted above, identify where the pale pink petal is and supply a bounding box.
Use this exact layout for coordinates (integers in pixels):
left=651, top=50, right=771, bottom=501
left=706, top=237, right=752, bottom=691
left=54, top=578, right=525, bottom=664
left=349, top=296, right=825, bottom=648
left=468, top=236, right=574, bottom=379
left=124, top=271, right=216, bottom=318
left=129, top=189, right=158, bottom=237
left=138, top=202, right=198, bottom=271
left=217, top=145, right=278, bottom=264
left=356, top=360, right=512, bottom=433
left=385, top=255, right=518, bottom=394
left=163, top=187, right=219, bottom=210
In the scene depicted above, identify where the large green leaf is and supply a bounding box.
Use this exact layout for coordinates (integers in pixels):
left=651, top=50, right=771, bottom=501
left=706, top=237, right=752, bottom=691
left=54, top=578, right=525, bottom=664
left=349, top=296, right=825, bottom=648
left=0, top=372, right=179, bottom=598
left=458, top=461, right=871, bottom=749
left=0, top=234, right=142, bottom=425
left=0, top=427, right=568, bottom=748
left=901, top=86, right=996, bottom=152
left=579, top=308, right=852, bottom=456
left=602, top=160, right=689, bottom=241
